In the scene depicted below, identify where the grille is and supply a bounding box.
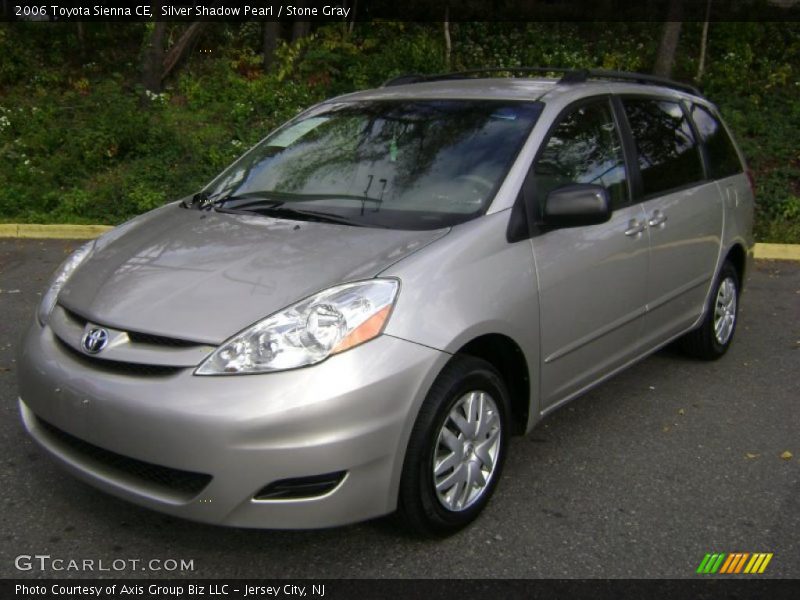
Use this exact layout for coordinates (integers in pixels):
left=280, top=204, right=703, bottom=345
left=55, top=337, right=184, bottom=377
left=128, top=331, right=200, bottom=347
left=59, top=304, right=201, bottom=349
left=36, top=416, right=212, bottom=497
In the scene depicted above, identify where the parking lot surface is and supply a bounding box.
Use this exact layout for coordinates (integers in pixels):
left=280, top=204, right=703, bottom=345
left=1, top=239, right=797, bottom=578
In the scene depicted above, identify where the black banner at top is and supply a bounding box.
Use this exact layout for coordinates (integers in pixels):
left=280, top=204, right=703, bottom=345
left=3, top=0, right=800, bottom=22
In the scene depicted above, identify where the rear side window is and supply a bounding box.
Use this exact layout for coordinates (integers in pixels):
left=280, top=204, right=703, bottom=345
left=690, top=104, right=743, bottom=179
left=622, top=99, right=704, bottom=197
left=534, top=99, right=629, bottom=211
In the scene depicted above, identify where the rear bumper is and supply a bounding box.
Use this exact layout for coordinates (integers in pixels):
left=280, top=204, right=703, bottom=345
left=17, top=321, right=448, bottom=528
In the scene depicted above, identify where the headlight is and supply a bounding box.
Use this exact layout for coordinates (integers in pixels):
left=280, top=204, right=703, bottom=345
left=195, top=279, right=399, bottom=375
left=37, top=241, right=94, bottom=325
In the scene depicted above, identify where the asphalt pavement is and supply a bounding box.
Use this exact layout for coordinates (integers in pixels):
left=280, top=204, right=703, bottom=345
left=0, top=239, right=798, bottom=579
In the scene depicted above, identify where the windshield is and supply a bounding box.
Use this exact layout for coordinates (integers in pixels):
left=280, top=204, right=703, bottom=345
left=201, top=99, right=543, bottom=230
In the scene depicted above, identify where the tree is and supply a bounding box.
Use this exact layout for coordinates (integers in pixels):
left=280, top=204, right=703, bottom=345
left=653, top=0, right=683, bottom=78
left=141, top=13, right=167, bottom=92
left=291, top=1, right=311, bottom=42
left=140, top=9, right=208, bottom=93
left=263, top=21, right=282, bottom=69
left=162, top=22, right=208, bottom=81
left=695, top=0, right=712, bottom=82
left=443, top=5, right=452, bottom=70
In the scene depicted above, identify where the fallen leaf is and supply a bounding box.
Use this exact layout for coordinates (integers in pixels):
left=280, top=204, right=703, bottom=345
left=677, top=408, right=685, bottom=416
left=780, top=451, right=793, bottom=460
left=745, top=453, right=759, bottom=459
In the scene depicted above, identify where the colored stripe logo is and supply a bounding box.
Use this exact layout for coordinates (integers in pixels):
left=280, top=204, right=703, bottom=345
left=696, top=552, right=773, bottom=574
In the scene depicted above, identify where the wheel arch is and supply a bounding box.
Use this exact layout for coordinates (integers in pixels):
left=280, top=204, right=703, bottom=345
left=455, top=333, right=531, bottom=435
left=724, top=243, right=747, bottom=290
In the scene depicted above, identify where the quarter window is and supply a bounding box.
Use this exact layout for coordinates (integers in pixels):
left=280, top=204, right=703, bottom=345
left=534, top=100, right=629, bottom=211
left=690, top=104, right=743, bottom=179
left=623, top=99, right=704, bottom=197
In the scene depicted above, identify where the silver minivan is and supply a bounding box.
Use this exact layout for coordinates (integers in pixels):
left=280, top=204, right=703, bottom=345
left=17, top=69, right=754, bottom=535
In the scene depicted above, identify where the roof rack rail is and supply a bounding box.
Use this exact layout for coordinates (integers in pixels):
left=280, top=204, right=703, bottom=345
left=571, top=69, right=702, bottom=96
left=381, top=67, right=703, bottom=97
left=382, top=67, right=581, bottom=88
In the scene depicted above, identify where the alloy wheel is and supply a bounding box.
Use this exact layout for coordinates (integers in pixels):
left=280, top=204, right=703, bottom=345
left=432, top=390, right=502, bottom=512
left=714, top=276, right=737, bottom=345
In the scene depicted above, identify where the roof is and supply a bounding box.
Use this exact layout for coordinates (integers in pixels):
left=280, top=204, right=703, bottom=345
left=329, top=70, right=708, bottom=106
left=336, top=78, right=558, bottom=103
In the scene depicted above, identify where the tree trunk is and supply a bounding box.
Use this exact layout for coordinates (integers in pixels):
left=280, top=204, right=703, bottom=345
left=263, top=21, right=281, bottom=69
left=141, top=18, right=167, bottom=92
left=162, top=22, right=208, bottom=81
left=443, top=6, right=451, bottom=70
left=653, top=0, right=683, bottom=79
left=695, top=0, right=712, bottom=82
left=291, top=2, right=311, bottom=42
left=292, top=20, right=311, bottom=42
left=76, top=22, right=85, bottom=54
left=348, top=0, right=357, bottom=35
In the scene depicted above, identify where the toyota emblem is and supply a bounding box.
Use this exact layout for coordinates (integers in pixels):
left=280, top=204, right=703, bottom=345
left=82, top=327, right=109, bottom=354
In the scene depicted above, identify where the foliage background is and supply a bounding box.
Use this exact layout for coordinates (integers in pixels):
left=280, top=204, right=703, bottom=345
left=0, top=21, right=798, bottom=241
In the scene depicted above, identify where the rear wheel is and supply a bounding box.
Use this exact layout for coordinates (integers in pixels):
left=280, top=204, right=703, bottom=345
left=680, top=261, right=740, bottom=360
left=396, top=355, right=510, bottom=536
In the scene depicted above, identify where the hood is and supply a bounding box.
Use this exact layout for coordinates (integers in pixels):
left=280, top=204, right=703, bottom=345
left=59, top=204, right=447, bottom=344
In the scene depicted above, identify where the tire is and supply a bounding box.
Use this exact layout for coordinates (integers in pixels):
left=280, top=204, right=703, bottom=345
left=396, top=355, right=511, bottom=536
left=680, top=261, right=740, bottom=360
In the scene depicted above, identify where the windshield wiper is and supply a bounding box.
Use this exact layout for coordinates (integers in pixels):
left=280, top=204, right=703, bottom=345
left=223, top=204, right=384, bottom=228
left=186, top=190, right=386, bottom=217
left=181, top=190, right=279, bottom=211
left=181, top=190, right=217, bottom=209
left=216, top=190, right=384, bottom=208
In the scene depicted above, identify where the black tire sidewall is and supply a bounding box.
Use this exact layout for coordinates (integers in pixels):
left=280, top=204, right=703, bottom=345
left=402, top=357, right=511, bottom=535
left=706, top=263, right=740, bottom=356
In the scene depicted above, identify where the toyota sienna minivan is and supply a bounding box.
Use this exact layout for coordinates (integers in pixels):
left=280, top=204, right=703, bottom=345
left=17, top=69, right=754, bottom=535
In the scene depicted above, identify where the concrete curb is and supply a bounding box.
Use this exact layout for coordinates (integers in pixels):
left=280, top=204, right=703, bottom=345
left=0, top=224, right=113, bottom=239
left=753, top=243, right=800, bottom=261
left=1, top=223, right=799, bottom=260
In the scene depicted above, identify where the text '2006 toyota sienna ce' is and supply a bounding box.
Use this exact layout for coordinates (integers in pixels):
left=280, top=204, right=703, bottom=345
left=17, top=68, right=754, bottom=535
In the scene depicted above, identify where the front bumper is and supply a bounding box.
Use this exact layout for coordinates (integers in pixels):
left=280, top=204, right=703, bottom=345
left=17, top=321, right=448, bottom=528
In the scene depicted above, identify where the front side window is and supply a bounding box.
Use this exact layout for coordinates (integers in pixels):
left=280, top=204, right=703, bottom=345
left=690, top=104, right=743, bottom=179
left=533, top=99, right=629, bottom=213
left=623, top=98, right=704, bottom=197
left=202, top=100, right=543, bottom=230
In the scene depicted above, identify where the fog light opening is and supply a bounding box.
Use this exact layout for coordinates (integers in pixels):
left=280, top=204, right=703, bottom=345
left=253, top=470, right=347, bottom=501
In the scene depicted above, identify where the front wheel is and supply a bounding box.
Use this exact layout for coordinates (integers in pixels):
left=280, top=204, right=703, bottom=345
left=680, top=261, right=740, bottom=360
left=396, top=355, right=510, bottom=536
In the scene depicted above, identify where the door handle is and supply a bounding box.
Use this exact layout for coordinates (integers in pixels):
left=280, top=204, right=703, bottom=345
left=648, top=210, right=668, bottom=227
left=624, top=219, right=646, bottom=237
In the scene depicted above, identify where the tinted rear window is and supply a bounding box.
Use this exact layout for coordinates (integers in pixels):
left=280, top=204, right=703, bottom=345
left=690, top=104, right=743, bottom=179
left=623, top=99, right=704, bottom=197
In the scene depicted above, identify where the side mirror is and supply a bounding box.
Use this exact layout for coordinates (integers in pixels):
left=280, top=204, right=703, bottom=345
left=543, top=184, right=611, bottom=228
